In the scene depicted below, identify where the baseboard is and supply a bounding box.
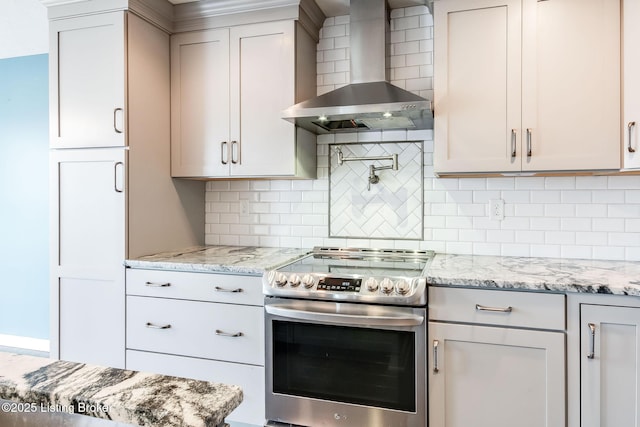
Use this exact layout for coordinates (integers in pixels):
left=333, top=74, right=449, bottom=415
left=0, top=334, right=50, bottom=352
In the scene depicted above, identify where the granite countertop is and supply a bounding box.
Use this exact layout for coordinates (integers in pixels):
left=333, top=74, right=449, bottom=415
left=126, top=245, right=640, bottom=297
left=125, top=245, right=310, bottom=275
left=427, top=253, right=640, bottom=296
left=0, top=352, right=242, bottom=427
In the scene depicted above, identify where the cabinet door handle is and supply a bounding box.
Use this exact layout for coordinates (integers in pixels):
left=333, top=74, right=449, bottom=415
left=113, top=108, right=124, bottom=134
left=114, top=162, right=124, bottom=193
left=214, top=286, right=243, bottom=293
left=587, top=323, right=596, bottom=359
left=215, top=329, right=243, bottom=338
left=433, top=339, right=440, bottom=374
left=145, top=281, right=171, bottom=287
left=628, top=122, right=636, bottom=153
left=146, top=322, right=171, bottom=329
left=221, top=141, right=228, bottom=165
left=510, top=129, right=517, bottom=158
left=231, top=141, right=239, bottom=164
left=476, top=304, right=513, bottom=313
left=526, top=128, right=533, bottom=157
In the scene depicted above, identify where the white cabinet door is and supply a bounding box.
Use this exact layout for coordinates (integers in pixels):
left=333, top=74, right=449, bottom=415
left=581, top=304, right=640, bottom=427
left=229, top=21, right=296, bottom=177
left=50, top=148, right=126, bottom=368
left=623, top=0, right=640, bottom=168
left=170, top=29, right=231, bottom=177
left=521, top=0, right=620, bottom=171
left=49, top=12, right=125, bottom=149
left=433, top=0, right=522, bottom=174
left=429, top=322, right=565, bottom=427
left=434, top=0, right=620, bottom=174
left=170, top=21, right=316, bottom=179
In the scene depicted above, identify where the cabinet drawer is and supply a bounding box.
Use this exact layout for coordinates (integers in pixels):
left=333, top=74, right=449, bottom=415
left=429, top=287, right=565, bottom=330
left=126, top=350, right=265, bottom=425
left=126, top=269, right=263, bottom=306
left=126, top=296, right=264, bottom=365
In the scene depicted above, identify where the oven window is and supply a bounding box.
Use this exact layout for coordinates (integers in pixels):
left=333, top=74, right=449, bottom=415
left=272, top=320, right=416, bottom=412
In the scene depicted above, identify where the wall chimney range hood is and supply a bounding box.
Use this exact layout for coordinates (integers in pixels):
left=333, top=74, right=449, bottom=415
left=282, top=0, right=432, bottom=134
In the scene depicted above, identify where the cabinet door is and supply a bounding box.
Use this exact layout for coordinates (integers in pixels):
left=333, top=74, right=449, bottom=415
left=229, top=21, right=297, bottom=177
left=49, top=12, right=125, bottom=149
left=521, top=0, right=620, bottom=171
left=171, top=29, right=231, bottom=177
left=50, top=148, right=126, bottom=368
left=433, top=0, right=522, bottom=174
left=623, top=0, right=640, bottom=168
left=429, top=322, right=565, bottom=427
left=581, top=305, right=640, bottom=427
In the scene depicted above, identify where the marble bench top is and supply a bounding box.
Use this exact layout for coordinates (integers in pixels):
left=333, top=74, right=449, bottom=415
left=0, top=352, right=242, bottom=427
left=426, top=253, right=640, bottom=296
left=126, top=245, right=640, bottom=297
left=125, top=245, right=310, bottom=275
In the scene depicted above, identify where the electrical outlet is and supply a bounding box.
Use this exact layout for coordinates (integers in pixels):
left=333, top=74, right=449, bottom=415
left=489, top=199, right=505, bottom=221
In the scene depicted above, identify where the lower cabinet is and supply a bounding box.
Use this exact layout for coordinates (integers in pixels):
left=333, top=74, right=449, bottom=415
left=580, top=304, right=640, bottom=427
left=428, top=287, right=566, bottom=427
left=125, top=269, right=265, bottom=425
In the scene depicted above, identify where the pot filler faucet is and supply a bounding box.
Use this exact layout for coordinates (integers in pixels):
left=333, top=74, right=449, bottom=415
left=335, top=146, right=399, bottom=191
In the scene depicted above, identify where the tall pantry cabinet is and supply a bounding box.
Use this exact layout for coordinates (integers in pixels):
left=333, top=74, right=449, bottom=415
left=47, top=4, right=204, bottom=368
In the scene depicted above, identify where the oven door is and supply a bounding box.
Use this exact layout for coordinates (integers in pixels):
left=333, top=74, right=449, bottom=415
left=265, top=297, right=426, bottom=427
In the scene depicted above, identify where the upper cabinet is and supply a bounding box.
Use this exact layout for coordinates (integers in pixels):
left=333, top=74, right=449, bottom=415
left=171, top=20, right=317, bottom=179
left=433, top=0, right=621, bottom=175
left=49, top=12, right=126, bottom=149
left=623, top=0, right=640, bottom=169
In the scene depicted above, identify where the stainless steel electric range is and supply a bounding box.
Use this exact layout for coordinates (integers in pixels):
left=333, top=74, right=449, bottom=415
left=263, top=247, right=434, bottom=427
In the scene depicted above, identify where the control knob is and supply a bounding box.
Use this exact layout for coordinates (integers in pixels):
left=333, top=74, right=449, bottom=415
left=289, top=274, right=301, bottom=287
left=380, top=278, right=394, bottom=294
left=365, top=277, right=379, bottom=292
left=395, top=280, right=411, bottom=295
left=274, top=273, right=288, bottom=287
left=302, top=274, right=315, bottom=289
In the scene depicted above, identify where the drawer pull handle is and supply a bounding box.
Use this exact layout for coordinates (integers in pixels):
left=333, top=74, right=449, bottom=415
left=145, top=281, right=171, bottom=287
left=215, top=329, right=243, bottom=338
left=587, top=323, right=596, bottom=359
left=475, top=304, right=513, bottom=313
left=214, top=286, right=243, bottom=293
left=146, top=322, right=171, bottom=329
left=433, top=339, right=440, bottom=374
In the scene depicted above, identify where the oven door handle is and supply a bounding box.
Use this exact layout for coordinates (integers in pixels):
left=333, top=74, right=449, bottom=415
left=265, top=303, right=424, bottom=327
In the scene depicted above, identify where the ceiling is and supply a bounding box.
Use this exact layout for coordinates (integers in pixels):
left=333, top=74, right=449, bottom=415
left=167, top=0, right=428, bottom=17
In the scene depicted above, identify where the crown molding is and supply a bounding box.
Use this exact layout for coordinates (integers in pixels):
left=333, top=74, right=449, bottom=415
left=41, top=0, right=325, bottom=38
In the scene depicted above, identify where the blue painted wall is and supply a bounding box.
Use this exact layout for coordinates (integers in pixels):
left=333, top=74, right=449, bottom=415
left=0, top=54, right=49, bottom=339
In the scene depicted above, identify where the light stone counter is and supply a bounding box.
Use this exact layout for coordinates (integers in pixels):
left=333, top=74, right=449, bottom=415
left=427, top=253, right=640, bottom=296
left=125, top=245, right=310, bottom=275
left=0, top=352, right=242, bottom=427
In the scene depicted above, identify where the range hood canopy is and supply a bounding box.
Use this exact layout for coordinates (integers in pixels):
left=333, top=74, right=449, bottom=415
left=283, top=0, right=432, bottom=134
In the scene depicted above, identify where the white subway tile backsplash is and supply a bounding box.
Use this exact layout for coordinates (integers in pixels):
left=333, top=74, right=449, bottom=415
left=393, top=41, right=421, bottom=55
left=202, top=6, right=640, bottom=260
left=593, top=246, right=625, bottom=260
left=560, top=245, right=592, bottom=260
left=392, top=15, right=420, bottom=31
left=592, top=218, right=625, bottom=232
left=593, top=190, right=625, bottom=203
left=576, top=232, right=607, bottom=246
left=530, top=245, right=561, bottom=258
left=545, top=231, right=575, bottom=245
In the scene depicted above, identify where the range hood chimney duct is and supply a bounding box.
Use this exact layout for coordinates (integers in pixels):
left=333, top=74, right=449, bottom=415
left=282, top=0, right=432, bottom=135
